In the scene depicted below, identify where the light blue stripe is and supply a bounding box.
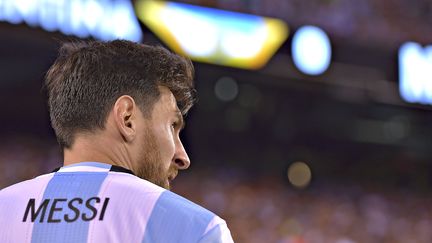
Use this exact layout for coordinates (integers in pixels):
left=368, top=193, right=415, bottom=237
left=142, top=191, right=215, bottom=243
left=31, top=172, right=108, bottom=243
left=62, top=162, right=112, bottom=169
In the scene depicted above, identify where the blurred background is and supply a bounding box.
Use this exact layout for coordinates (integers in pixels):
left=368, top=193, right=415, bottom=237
left=1, top=0, right=432, bottom=242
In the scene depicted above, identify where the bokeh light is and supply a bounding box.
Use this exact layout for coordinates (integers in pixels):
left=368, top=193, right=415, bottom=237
left=292, top=25, right=331, bottom=75
left=214, top=76, right=239, bottom=102
left=287, top=161, right=312, bottom=188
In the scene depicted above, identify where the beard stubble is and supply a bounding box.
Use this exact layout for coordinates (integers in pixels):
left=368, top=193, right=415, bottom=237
left=135, top=128, right=175, bottom=190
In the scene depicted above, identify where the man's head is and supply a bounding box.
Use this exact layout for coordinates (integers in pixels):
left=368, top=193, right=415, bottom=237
left=45, top=40, right=196, bottom=189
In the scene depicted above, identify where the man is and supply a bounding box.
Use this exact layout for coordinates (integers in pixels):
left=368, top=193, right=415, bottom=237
left=0, top=40, right=234, bottom=243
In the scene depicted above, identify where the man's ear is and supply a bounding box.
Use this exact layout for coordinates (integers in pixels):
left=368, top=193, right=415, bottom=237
left=113, top=95, right=137, bottom=142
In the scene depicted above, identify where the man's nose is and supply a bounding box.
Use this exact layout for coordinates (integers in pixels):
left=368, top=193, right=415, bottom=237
left=173, top=140, right=190, bottom=170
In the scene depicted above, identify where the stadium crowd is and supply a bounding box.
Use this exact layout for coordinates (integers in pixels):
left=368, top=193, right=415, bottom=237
left=1, top=138, right=432, bottom=243
left=176, top=173, right=432, bottom=243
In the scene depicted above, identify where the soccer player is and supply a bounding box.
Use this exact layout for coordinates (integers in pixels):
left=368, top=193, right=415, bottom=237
left=0, top=40, right=234, bottom=243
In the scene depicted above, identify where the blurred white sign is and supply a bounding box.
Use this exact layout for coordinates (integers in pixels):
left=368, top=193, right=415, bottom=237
left=0, top=0, right=142, bottom=42
left=399, top=42, right=432, bottom=105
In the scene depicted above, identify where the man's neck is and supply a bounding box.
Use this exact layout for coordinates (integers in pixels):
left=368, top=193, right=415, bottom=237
left=63, top=135, right=132, bottom=171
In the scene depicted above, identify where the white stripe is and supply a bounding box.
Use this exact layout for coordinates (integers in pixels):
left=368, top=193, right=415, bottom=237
left=202, top=217, right=234, bottom=243
left=219, top=223, right=235, bottom=243
left=0, top=173, right=54, bottom=243
left=204, top=216, right=223, bottom=235
left=58, top=166, right=110, bottom=173
left=88, top=173, right=164, bottom=243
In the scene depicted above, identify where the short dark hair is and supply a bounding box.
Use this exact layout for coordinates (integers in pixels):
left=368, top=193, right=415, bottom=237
left=45, top=40, right=196, bottom=149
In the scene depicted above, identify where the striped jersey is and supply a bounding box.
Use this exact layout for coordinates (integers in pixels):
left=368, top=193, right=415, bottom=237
left=0, top=162, right=234, bottom=243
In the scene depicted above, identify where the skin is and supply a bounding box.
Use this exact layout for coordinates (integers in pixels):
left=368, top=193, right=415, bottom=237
left=63, top=86, right=190, bottom=189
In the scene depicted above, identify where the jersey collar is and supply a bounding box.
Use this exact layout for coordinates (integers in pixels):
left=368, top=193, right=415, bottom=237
left=52, top=162, right=135, bottom=176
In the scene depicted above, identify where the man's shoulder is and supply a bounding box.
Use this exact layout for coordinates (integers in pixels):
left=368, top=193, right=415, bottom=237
left=156, top=189, right=216, bottom=219
left=104, top=171, right=165, bottom=195
left=141, top=187, right=222, bottom=242
left=107, top=172, right=215, bottom=218
left=0, top=173, right=53, bottom=199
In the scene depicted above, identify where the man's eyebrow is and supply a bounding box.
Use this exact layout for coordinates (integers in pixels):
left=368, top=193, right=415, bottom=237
left=175, top=111, right=185, bottom=130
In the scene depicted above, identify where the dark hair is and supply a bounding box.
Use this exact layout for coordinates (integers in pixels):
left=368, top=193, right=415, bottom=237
left=45, top=40, right=196, bottom=149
